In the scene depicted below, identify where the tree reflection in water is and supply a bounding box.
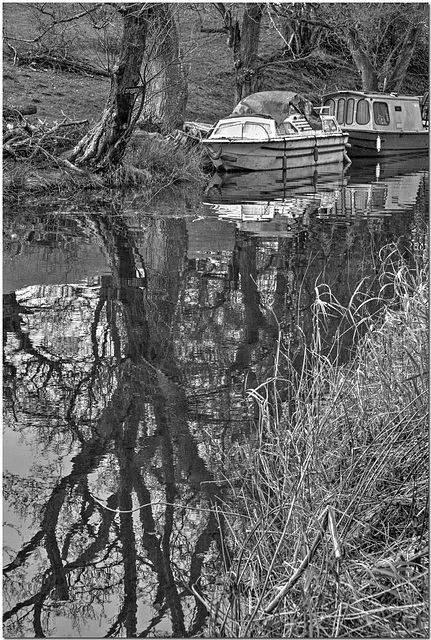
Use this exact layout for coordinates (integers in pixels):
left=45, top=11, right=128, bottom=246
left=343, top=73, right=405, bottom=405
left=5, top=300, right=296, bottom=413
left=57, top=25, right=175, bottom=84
left=3, top=160, right=428, bottom=637
left=3, top=209, right=233, bottom=637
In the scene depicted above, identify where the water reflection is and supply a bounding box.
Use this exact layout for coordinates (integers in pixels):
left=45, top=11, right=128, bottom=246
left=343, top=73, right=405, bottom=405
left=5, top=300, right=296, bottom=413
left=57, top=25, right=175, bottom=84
left=3, top=156, right=428, bottom=637
left=204, top=155, right=428, bottom=229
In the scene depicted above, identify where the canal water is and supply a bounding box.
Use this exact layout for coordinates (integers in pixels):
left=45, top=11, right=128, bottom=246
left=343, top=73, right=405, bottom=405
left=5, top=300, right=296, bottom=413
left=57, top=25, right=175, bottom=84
left=3, top=155, right=428, bottom=637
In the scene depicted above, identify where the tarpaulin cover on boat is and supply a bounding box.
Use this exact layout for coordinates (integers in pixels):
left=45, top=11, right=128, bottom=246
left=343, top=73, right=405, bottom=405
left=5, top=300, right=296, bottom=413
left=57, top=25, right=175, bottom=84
left=230, top=91, right=323, bottom=130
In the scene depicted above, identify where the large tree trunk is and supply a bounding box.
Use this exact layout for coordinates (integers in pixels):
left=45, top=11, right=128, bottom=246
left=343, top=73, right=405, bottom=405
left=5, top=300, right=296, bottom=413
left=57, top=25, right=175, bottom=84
left=67, top=4, right=150, bottom=171
left=215, top=3, right=263, bottom=106
left=235, top=3, right=264, bottom=103
left=346, top=27, right=378, bottom=91
left=139, top=5, right=188, bottom=134
left=386, top=24, right=421, bottom=92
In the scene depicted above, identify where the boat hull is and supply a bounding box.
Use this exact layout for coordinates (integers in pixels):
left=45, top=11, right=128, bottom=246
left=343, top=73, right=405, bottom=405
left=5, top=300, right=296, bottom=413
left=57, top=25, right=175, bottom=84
left=206, top=162, right=348, bottom=202
left=346, top=130, right=429, bottom=157
left=203, top=133, right=349, bottom=172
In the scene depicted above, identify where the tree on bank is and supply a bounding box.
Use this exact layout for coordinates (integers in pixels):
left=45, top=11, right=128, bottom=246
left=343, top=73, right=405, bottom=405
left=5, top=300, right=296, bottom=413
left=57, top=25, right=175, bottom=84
left=214, top=3, right=264, bottom=104
left=67, top=3, right=187, bottom=171
left=212, top=2, right=427, bottom=107
left=138, top=4, right=188, bottom=134
left=66, top=4, right=148, bottom=171
left=319, top=2, right=428, bottom=92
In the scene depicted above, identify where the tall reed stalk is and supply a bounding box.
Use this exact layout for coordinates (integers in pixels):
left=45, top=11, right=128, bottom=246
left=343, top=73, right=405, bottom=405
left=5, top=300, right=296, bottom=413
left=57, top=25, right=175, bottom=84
left=208, top=244, right=428, bottom=638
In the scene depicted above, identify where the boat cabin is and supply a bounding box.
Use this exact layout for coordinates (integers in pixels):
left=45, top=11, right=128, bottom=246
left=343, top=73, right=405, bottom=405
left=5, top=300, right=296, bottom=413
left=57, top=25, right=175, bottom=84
left=209, top=111, right=341, bottom=141
left=322, top=91, right=426, bottom=133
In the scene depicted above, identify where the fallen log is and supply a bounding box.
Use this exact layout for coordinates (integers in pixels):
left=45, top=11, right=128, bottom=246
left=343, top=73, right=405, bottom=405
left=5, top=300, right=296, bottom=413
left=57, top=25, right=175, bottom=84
left=4, top=105, right=37, bottom=119
left=20, top=52, right=110, bottom=77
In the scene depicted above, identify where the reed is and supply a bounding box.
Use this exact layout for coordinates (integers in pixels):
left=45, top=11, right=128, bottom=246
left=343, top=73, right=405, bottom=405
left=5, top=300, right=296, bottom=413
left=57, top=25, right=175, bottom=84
left=208, top=244, right=429, bottom=638
left=123, top=133, right=207, bottom=190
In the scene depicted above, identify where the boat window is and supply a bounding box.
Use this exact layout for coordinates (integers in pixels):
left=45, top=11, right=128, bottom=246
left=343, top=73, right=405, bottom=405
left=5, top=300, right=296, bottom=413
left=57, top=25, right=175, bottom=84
left=373, top=102, right=390, bottom=125
left=242, top=122, right=271, bottom=139
left=395, top=106, right=402, bottom=112
left=337, top=98, right=346, bottom=124
left=346, top=98, right=355, bottom=124
left=277, top=121, right=297, bottom=135
left=356, top=99, right=370, bottom=125
left=323, top=99, right=335, bottom=116
left=211, top=121, right=271, bottom=139
left=212, top=122, right=243, bottom=138
left=322, top=118, right=338, bottom=132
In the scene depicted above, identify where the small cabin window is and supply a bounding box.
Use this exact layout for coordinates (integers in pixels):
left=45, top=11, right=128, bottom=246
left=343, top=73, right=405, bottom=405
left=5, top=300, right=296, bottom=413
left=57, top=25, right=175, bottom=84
left=346, top=98, right=355, bottom=124
left=323, top=99, right=335, bottom=116
left=356, top=100, right=370, bottom=124
left=373, top=102, right=390, bottom=125
left=337, top=98, right=346, bottom=124
left=356, top=99, right=370, bottom=125
left=395, top=106, right=402, bottom=112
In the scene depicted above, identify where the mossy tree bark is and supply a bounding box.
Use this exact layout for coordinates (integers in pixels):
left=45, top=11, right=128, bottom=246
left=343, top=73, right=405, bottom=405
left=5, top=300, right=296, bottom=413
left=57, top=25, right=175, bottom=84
left=67, top=4, right=150, bottom=171
left=139, top=5, right=188, bottom=134
left=236, top=3, right=264, bottom=103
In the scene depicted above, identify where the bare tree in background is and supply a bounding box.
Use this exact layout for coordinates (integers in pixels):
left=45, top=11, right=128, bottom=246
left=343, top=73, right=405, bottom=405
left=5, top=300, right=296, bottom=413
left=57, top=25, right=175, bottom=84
left=265, top=2, right=427, bottom=93
left=323, top=2, right=428, bottom=92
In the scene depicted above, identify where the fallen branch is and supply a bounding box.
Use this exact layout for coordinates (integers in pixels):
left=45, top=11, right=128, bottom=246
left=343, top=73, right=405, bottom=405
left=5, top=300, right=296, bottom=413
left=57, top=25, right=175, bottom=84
left=17, top=51, right=110, bottom=77
left=3, top=116, right=89, bottom=161
left=4, top=105, right=37, bottom=119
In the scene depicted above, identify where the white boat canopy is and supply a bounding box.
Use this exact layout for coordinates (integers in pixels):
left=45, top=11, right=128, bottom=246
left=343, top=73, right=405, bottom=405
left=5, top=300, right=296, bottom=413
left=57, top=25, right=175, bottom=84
left=229, top=91, right=323, bottom=130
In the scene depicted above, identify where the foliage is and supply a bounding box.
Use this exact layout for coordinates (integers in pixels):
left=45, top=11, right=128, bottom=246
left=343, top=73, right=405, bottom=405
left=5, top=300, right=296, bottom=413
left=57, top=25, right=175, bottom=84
left=208, top=244, right=429, bottom=637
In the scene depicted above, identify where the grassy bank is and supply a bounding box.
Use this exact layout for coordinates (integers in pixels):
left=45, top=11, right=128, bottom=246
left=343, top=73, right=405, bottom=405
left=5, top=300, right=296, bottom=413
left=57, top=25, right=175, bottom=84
left=208, top=244, right=428, bottom=637
left=3, top=131, right=207, bottom=207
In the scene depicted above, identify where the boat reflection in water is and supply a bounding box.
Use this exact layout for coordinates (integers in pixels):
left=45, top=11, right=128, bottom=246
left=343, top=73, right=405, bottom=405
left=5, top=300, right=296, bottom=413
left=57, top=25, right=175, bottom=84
left=323, top=154, right=429, bottom=223
left=204, top=162, right=348, bottom=237
left=203, top=155, right=428, bottom=233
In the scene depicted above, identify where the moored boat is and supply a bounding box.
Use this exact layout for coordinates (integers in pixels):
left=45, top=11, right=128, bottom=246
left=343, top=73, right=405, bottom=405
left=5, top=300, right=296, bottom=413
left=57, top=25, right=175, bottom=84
left=202, top=91, right=350, bottom=172
left=322, top=90, right=429, bottom=157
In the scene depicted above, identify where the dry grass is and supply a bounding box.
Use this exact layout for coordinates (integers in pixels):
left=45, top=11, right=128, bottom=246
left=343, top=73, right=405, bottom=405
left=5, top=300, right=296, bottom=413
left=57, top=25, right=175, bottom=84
left=207, top=244, right=428, bottom=637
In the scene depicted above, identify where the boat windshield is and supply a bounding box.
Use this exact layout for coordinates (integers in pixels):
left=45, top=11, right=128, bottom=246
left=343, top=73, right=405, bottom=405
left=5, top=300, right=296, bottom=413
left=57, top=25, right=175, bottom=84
left=321, top=117, right=339, bottom=132
left=211, top=120, right=272, bottom=139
